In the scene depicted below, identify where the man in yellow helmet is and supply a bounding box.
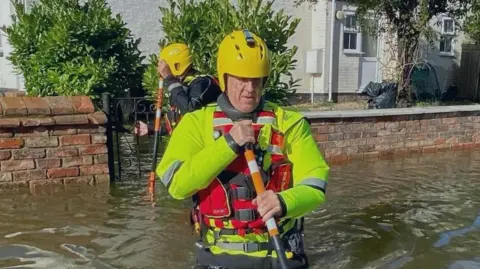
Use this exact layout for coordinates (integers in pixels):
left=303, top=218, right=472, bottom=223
left=156, top=30, right=329, bottom=269
left=135, top=43, right=221, bottom=136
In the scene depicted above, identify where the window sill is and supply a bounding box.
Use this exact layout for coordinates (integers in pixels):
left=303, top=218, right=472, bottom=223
left=438, top=52, right=455, bottom=58
left=343, top=50, right=364, bottom=56
left=441, top=32, right=455, bottom=36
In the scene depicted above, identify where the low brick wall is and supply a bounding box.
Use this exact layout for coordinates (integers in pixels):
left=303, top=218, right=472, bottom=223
left=305, top=105, right=480, bottom=163
left=0, top=96, right=109, bottom=190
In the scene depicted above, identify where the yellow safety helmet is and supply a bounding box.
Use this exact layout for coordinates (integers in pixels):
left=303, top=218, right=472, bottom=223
left=159, top=43, right=193, bottom=76
left=216, top=29, right=270, bottom=91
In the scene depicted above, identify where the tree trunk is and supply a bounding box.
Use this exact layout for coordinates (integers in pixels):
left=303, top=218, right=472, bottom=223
left=396, top=28, right=419, bottom=108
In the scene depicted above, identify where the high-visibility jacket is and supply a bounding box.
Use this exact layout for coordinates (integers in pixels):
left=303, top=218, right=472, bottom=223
left=156, top=100, right=329, bottom=261
left=164, top=73, right=221, bottom=135
left=195, top=107, right=292, bottom=236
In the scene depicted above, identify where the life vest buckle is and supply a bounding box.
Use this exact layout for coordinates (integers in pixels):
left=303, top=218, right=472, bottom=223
left=234, top=209, right=257, bottom=221
left=230, top=187, right=254, bottom=201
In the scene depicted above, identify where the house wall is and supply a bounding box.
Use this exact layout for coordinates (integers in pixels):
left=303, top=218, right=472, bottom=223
left=308, top=1, right=387, bottom=99
left=336, top=2, right=362, bottom=94
left=106, top=0, right=165, bottom=60
left=321, top=2, right=468, bottom=97
left=377, top=14, right=466, bottom=94
left=0, top=1, right=24, bottom=91
left=305, top=0, right=348, bottom=98
left=272, top=0, right=313, bottom=94
left=337, top=50, right=362, bottom=94
left=310, top=1, right=329, bottom=95
left=378, top=26, right=399, bottom=83
left=421, top=14, right=466, bottom=93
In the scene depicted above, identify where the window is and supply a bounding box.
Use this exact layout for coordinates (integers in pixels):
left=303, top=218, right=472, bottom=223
left=439, top=36, right=453, bottom=53
left=441, top=18, right=454, bottom=35
left=439, top=17, right=455, bottom=55
left=342, top=12, right=361, bottom=52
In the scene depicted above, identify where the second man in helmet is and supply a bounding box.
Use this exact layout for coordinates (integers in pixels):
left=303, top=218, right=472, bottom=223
left=135, top=43, right=222, bottom=136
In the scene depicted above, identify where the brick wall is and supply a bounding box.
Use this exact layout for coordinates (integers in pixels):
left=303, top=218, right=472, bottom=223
left=0, top=96, right=109, bottom=190
left=307, top=107, right=480, bottom=164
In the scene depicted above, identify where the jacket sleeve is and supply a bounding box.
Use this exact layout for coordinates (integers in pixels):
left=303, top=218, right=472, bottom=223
left=155, top=111, right=238, bottom=200
left=278, top=117, right=330, bottom=219
left=165, top=76, right=221, bottom=113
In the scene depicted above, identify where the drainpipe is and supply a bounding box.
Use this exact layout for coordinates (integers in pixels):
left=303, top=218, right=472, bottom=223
left=328, top=0, right=336, bottom=102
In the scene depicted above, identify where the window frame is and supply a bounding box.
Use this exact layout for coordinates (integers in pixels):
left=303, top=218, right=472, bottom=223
left=341, top=11, right=363, bottom=54
left=439, top=16, right=455, bottom=56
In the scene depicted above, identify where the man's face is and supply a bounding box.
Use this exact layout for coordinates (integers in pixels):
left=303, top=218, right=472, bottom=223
left=225, top=75, right=263, bottom=113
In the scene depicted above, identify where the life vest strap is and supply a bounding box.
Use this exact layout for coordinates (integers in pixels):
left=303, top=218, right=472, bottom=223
left=207, top=218, right=294, bottom=240
left=212, top=227, right=266, bottom=239
left=215, top=241, right=273, bottom=253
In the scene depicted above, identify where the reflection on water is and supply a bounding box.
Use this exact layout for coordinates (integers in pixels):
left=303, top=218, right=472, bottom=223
left=0, top=149, right=479, bottom=269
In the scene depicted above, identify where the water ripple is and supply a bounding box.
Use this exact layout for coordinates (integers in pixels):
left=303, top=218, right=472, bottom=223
left=0, top=149, right=479, bottom=268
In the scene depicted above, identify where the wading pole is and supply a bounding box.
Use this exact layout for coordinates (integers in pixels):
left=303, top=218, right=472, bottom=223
left=244, top=143, right=290, bottom=269
left=148, top=79, right=164, bottom=198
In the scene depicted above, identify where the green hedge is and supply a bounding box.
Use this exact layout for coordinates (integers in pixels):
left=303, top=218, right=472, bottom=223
left=2, top=0, right=146, bottom=99
left=142, top=0, right=301, bottom=105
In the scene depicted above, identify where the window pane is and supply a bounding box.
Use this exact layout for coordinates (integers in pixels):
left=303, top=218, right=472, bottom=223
left=350, top=34, right=357, bottom=50
left=344, top=33, right=357, bottom=50
left=443, top=19, right=453, bottom=33
left=345, top=15, right=357, bottom=30
left=343, top=33, right=350, bottom=49
left=444, top=37, right=452, bottom=52
left=439, top=36, right=453, bottom=53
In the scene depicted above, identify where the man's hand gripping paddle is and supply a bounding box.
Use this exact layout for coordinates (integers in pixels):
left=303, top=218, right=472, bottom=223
left=244, top=143, right=290, bottom=269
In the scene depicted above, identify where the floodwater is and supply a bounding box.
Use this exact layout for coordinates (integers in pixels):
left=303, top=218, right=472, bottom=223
left=0, top=146, right=479, bottom=269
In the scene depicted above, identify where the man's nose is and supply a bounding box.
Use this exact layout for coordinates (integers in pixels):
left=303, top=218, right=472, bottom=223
left=243, top=80, right=255, bottom=92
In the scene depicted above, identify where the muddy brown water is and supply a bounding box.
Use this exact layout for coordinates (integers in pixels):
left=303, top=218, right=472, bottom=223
left=0, top=149, right=479, bottom=269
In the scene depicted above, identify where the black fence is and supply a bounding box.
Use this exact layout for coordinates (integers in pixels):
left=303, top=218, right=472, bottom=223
left=101, top=93, right=163, bottom=182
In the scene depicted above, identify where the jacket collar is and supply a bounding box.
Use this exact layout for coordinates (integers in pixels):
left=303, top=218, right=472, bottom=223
left=217, top=93, right=265, bottom=122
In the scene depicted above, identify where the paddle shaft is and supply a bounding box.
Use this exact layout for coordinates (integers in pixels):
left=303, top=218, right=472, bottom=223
left=244, top=143, right=290, bottom=269
left=148, top=79, right=164, bottom=195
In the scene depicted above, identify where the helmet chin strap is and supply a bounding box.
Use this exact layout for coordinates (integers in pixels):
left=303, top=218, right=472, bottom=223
left=217, top=93, right=264, bottom=122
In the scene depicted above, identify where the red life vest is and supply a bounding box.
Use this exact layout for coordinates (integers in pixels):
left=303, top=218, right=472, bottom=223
left=195, top=107, right=293, bottom=236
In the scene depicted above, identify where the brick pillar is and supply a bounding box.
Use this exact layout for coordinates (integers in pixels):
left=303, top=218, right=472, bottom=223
left=0, top=96, right=109, bottom=190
